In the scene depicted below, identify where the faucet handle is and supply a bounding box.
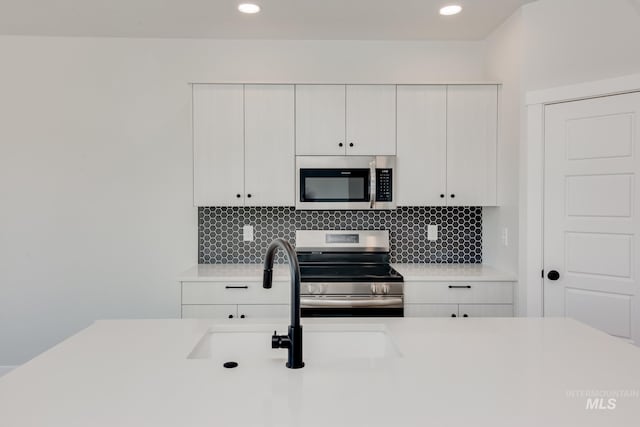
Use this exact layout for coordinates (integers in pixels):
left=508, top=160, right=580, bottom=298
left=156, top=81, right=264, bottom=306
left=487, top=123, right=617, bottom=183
left=271, top=331, right=291, bottom=349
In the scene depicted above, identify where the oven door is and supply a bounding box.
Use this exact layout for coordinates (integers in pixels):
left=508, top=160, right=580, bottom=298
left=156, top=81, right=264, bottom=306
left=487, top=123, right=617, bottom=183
left=300, top=295, right=404, bottom=317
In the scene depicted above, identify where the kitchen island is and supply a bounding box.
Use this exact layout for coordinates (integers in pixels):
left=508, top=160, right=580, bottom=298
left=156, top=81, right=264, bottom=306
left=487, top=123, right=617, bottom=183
left=0, top=317, right=639, bottom=426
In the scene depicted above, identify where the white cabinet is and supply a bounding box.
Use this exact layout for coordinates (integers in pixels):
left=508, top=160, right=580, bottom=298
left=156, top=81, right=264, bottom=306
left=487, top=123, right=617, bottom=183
left=396, top=84, right=498, bottom=207
left=446, top=85, right=498, bottom=206
left=180, top=280, right=290, bottom=320
left=405, top=304, right=459, bottom=318
left=244, top=85, right=295, bottom=206
left=295, top=85, right=346, bottom=155
left=193, top=84, right=245, bottom=206
left=345, top=85, right=396, bottom=155
left=192, top=84, right=294, bottom=207
left=404, top=281, right=514, bottom=318
left=295, top=85, right=396, bottom=156
left=396, top=85, right=448, bottom=206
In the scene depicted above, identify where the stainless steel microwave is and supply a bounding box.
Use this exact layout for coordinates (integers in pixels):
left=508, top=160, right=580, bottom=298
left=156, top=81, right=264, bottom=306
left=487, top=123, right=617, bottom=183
left=295, top=156, right=396, bottom=210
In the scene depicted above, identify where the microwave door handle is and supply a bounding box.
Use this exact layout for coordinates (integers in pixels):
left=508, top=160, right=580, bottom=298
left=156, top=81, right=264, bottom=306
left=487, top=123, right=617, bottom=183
left=369, top=160, right=376, bottom=209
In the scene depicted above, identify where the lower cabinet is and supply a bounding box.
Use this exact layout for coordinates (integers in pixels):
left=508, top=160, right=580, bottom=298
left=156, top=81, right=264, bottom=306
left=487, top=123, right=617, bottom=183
left=406, top=303, right=513, bottom=318
left=180, top=281, right=289, bottom=319
left=404, top=281, right=514, bottom=318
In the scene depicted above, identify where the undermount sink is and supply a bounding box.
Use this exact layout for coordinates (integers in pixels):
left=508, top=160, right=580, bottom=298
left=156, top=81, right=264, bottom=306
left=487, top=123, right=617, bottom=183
left=188, top=324, right=401, bottom=363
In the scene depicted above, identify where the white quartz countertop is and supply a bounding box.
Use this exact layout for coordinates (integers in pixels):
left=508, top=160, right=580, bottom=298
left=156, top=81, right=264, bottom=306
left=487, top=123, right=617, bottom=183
left=179, top=264, right=291, bottom=282
left=179, top=264, right=515, bottom=282
left=1, top=318, right=638, bottom=426
left=391, top=263, right=516, bottom=281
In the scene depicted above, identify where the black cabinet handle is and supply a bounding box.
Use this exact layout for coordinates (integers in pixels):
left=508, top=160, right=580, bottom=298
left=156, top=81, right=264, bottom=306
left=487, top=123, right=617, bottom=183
left=440, top=194, right=445, bottom=198
left=463, top=314, right=469, bottom=318
left=349, top=142, right=354, bottom=147
left=338, top=142, right=344, bottom=147
left=236, top=194, right=241, bottom=198
left=240, top=314, right=245, bottom=319
left=228, top=314, right=234, bottom=319
left=451, top=313, right=457, bottom=318
left=225, top=285, right=249, bottom=289
left=547, top=270, right=560, bottom=281
left=450, top=194, right=456, bottom=198
left=247, top=194, right=252, bottom=198
left=448, top=285, right=471, bottom=289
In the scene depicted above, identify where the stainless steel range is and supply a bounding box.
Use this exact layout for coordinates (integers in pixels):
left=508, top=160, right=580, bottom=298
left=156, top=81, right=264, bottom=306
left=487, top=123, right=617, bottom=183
left=296, top=230, right=404, bottom=317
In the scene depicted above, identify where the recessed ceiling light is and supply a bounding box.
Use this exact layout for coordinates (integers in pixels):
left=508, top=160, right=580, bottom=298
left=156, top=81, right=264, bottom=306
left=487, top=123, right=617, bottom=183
left=238, top=3, right=261, bottom=14
left=440, top=5, right=462, bottom=16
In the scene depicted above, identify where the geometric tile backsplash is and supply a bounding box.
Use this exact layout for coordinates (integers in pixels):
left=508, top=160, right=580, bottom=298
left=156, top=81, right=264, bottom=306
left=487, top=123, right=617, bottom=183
left=199, top=206, right=482, bottom=264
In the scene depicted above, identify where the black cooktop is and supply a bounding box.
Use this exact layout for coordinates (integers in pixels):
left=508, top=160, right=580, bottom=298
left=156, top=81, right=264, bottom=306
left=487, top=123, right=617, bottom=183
left=299, top=264, right=404, bottom=282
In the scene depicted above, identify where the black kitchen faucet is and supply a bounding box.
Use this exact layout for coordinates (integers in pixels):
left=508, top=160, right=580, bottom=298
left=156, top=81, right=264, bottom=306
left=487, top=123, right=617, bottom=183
left=263, top=238, right=304, bottom=369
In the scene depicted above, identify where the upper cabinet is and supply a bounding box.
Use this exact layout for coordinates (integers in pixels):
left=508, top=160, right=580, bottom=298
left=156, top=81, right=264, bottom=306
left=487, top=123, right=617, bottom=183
left=396, top=85, right=448, bottom=206
left=193, top=84, right=295, bottom=207
left=296, top=85, right=396, bottom=156
left=193, top=84, right=245, bottom=207
left=194, top=83, right=498, bottom=207
left=396, top=84, right=498, bottom=207
left=295, top=85, right=346, bottom=155
left=446, top=85, right=497, bottom=206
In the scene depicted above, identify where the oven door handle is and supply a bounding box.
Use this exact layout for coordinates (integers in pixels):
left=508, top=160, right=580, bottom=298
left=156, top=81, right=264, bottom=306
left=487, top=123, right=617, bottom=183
left=300, top=297, right=403, bottom=307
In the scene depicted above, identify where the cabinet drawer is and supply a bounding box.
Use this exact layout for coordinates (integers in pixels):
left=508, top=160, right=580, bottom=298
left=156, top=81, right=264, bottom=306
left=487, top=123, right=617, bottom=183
left=237, top=304, right=289, bottom=319
left=181, top=281, right=289, bottom=305
left=404, top=282, right=513, bottom=304
left=458, top=304, right=513, bottom=318
left=405, top=304, right=459, bottom=318
left=181, top=305, right=237, bottom=319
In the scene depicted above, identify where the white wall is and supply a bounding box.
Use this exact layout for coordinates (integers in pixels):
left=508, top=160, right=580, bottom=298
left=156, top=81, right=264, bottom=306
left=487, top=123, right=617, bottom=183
left=0, top=36, right=487, bottom=365
left=517, top=0, right=640, bottom=315
left=522, top=0, right=640, bottom=91
left=483, top=10, right=524, bottom=310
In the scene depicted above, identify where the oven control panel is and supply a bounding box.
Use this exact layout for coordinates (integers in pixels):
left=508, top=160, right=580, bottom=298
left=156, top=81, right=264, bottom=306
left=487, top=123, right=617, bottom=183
left=376, top=169, right=393, bottom=202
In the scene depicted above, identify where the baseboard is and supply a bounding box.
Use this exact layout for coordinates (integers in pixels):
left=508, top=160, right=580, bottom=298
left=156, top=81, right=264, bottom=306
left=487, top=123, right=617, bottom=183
left=0, top=366, right=17, bottom=377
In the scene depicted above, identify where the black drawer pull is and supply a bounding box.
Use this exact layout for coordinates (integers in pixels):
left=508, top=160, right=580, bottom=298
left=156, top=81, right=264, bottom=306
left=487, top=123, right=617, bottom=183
left=225, top=285, right=249, bottom=289
left=448, top=285, right=471, bottom=289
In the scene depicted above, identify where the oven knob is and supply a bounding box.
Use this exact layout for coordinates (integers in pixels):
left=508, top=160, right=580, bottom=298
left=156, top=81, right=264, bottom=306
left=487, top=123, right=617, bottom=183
left=307, top=284, right=318, bottom=295
left=371, top=284, right=378, bottom=295
left=382, top=285, right=390, bottom=295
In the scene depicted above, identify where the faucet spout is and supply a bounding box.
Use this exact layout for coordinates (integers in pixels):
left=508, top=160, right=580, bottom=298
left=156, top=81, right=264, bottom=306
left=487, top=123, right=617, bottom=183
left=263, top=238, right=304, bottom=369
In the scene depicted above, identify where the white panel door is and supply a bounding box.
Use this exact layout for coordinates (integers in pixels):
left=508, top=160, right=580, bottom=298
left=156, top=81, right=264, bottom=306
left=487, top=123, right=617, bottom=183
left=244, top=85, right=295, bottom=206
left=396, top=85, right=447, bottom=206
left=346, top=85, right=397, bottom=156
left=446, top=85, right=498, bottom=206
left=295, top=85, right=346, bottom=155
left=193, top=84, right=245, bottom=206
left=544, top=92, right=640, bottom=341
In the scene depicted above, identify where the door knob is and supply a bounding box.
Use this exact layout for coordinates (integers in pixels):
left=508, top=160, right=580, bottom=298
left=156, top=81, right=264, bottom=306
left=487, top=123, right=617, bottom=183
left=547, top=270, right=560, bottom=281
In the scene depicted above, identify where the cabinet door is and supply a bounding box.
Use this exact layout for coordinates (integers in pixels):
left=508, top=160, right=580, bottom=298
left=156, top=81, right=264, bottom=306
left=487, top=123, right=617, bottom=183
left=244, top=85, right=295, bottom=206
left=181, top=305, right=237, bottom=319
left=458, top=304, right=513, bottom=318
left=295, top=85, right=346, bottom=155
left=237, top=304, right=290, bottom=319
left=405, top=304, right=459, bottom=318
left=346, top=85, right=396, bottom=155
left=396, top=85, right=447, bottom=206
left=193, top=84, right=245, bottom=206
left=446, top=85, right=498, bottom=206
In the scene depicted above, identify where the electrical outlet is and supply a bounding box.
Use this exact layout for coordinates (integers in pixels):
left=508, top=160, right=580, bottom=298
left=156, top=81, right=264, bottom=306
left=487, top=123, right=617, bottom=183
left=427, top=224, right=439, bottom=241
left=502, top=228, right=509, bottom=247
left=243, top=225, right=254, bottom=242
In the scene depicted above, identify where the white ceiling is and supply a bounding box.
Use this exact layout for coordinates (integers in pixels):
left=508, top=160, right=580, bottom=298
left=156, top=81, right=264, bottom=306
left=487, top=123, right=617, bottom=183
left=0, top=0, right=536, bottom=41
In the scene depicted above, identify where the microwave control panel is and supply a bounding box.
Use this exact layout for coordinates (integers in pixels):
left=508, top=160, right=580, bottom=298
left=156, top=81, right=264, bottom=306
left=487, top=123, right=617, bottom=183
left=376, top=169, right=393, bottom=202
